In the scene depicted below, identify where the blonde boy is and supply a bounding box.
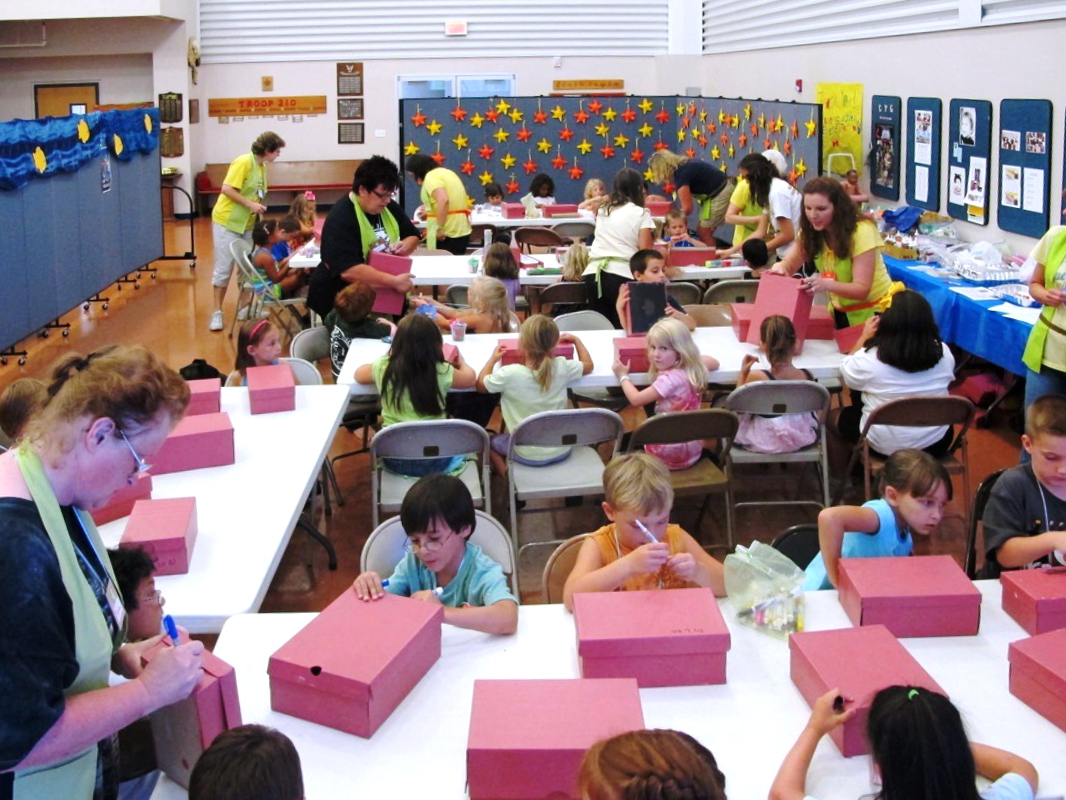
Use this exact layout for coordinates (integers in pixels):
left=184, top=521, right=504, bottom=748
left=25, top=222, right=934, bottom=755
left=563, top=453, right=725, bottom=611
left=983, top=393, right=1066, bottom=575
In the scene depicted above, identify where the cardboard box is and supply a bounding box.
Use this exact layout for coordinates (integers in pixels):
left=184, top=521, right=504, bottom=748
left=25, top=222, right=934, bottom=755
left=497, top=338, right=574, bottom=366
left=543, top=203, right=579, bottom=217
left=1002, top=568, right=1066, bottom=635
left=185, top=378, right=221, bottom=416
left=730, top=303, right=755, bottom=342
left=1008, top=628, right=1066, bottom=733
left=746, top=272, right=814, bottom=349
left=246, top=364, right=296, bottom=415
left=731, top=301, right=833, bottom=344
left=573, top=588, right=731, bottom=686
left=119, top=497, right=198, bottom=576
left=789, top=625, right=945, bottom=756
left=151, top=412, right=235, bottom=475
left=268, top=591, right=443, bottom=738
left=837, top=556, right=981, bottom=638
left=501, top=202, right=526, bottom=219
left=834, top=323, right=866, bottom=353
left=442, top=343, right=459, bottom=364
left=367, top=250, right=413, bottom=315
left=646, top=200, right=673, bottom=217
left=613, top=336, right=649, bottom=373
left=90, top=473, right=153, bottom=526
left=666, top=247, right=717, bottom=268
left=467, top=679, right=644, bottom=800
left=143, top=642, right=242, bottom=789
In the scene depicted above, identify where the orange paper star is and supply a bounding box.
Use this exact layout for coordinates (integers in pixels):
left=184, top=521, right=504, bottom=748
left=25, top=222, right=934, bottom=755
left=478, top=144, right=495, bottom=160
left=484, top=108, right=500, bottom=123
left=460, top=158, right=475, bottom=175
left=569, top=159, right=585, bottom=180
left=630, top=147, right=645, bottom=163
left=588, top=99, right=603, bottom=114
left=516, top=126, right=532, bottom=142
left=559, top=126, right=575, bottom=142
left=450, top=105, right=467, bottom=122
left=411, top=108, right=426, bottom=127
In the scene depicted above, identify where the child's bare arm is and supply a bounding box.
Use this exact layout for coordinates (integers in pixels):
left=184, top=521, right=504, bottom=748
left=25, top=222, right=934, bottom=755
left=560, top=333, right=594, bottom=374
left=612, top=360, right=662, bottom=406
left=817, top=505, right=882, bottom=588
left=563, top=537, right=670, bottom=611
left=450, top=354, right=477, bottom=390
left=354, top=363, right=375, bottom=384
left=664, top=305, right=697, bottom=331
left=668, top=530, right=726, bottom=596
left=996, top=531, right=1066, bottom=569
left=444, top=600, right=518, bottom=635
left=769, top=688, right=855, bottom=800
left=476, top=344, right=507, bottom=392
left=971, top=742, right=1038, bottom=793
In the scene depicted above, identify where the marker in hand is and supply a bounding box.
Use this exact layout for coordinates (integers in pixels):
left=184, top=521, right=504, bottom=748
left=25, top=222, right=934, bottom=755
left=381, top=580, right=443, bottom=596
left=163, top=614, right=180, bottom=645
left=634, top=519, right=658, bottom=543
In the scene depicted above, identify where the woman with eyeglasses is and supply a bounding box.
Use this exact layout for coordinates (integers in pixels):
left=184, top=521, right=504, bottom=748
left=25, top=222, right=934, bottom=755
left=307, top=155, right=422, bottom=318
left=405, top=154, right=474, bottom=256
left=0, top=345, right=204, bottom=799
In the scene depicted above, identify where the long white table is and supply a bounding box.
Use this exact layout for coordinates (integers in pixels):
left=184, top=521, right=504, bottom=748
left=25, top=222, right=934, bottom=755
left=337, top=327, right=845, bottom=397
left=98, top=386, right=350, bottom=634
left=150, top=583, right=1066, bottom=800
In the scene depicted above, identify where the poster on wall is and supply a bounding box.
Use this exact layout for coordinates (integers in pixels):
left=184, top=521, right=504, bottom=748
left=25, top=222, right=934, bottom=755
left=947, top=98, right=992, bottom=226
left=870, top=95, right=900, bottom=200
left=815, top=83, right=863, bottom=177
left=906, top=97, right=942, bottom=211
left=998, top=99, right=1052, bottom=238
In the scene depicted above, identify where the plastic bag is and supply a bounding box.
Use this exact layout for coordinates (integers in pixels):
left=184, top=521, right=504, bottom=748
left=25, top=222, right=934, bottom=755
left=724, top=541, right=805, bottom=638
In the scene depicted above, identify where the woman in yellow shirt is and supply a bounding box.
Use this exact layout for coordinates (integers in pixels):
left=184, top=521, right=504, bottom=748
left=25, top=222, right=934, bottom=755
left=406, top=154, right=473, bottom=255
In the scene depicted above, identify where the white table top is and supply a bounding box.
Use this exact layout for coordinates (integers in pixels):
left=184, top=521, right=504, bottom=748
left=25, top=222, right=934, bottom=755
left=150, top=582, right=1066, bottom=800
left=98, top=386, right=350, bottom=634
left=337, top=327, right=844, bottom=397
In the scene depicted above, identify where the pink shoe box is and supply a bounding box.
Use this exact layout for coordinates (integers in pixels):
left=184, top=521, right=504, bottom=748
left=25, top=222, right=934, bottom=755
left=789, top=625, right=945, bottom=756
left=837, top=556, right=981, bottom=638
left=833, top=323, right=866, bottom=352
left=142, top=642, right=242, bottom=789
left=666, top=247, right=717, bottom=268
left=119, top=497, right=197, bottom=576
left=501, top=202, right=526, bottom=219
left=185, top=378, right=221, bottom=416
left=442, top=343, right=459, bottom=365
left=1002, top=568, right=1066, bottom=635
left=613, top=336, right=649, bottom=373
left=746, top=272, right=814, bottom=349
left=246, top=364, right=296, bottom=415
left=1008, top=628, right=1066, bottom=733
left=646, top=200, right=673, bottom=217
left=467, top=678, right=644, bottom=800
left=367, top=250, right=414, bottom=315
left=543, top=203, right=579, bottom=217
left=730, top=303, right=754, bottom=342
left=731, top=301, right=832, bottom=345
left=573, top=588, right=730, bottom=686
left=90, top=473, right=153, bottom=526
left=268, top=591, right=443, bottom=738
left=151, top=412, right=235, bottom=475
left=497, top=338, right=574, bottom=366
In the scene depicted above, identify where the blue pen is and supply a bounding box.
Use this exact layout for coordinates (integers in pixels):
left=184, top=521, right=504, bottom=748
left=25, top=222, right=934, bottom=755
left=163, top=614, right=180, bottom=645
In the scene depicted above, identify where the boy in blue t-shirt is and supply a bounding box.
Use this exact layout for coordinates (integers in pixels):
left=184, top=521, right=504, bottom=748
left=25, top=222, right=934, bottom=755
left=352, top=474, right=518, bottom=634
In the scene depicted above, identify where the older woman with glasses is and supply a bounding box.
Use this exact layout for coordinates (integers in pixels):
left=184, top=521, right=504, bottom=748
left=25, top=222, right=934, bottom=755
left=0, top=345, right=204, bottom=799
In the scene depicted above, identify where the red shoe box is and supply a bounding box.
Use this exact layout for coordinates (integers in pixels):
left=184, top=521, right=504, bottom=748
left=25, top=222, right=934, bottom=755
left=837, top=556, right=981, bottom=638
left=268, top=591, right=443, bottom=738
left=119, top=497, right=198, bottom=576
left=666, top=247, right=716, bottom=268
left=367, top=250, right=413, bottom=315
left=90, top=473, right=153, bottom=526
left=730, top=303, right=754, bottom=342
left=573, top=588, right=730, bottom=686
left=246, top=364, right=296, bottom=415
left=142, top=642, right=242, bottom=789
left=834, top=323, right=866, bottom=353
left=1008, top=628, right=1066, bottom=733
left=151, top=412, right=235, bottom=475
left=186, top=378, right=221, bottom=416
left=646, top=200, right=673, bottom=217
left=613, top=336, right=649, bottom=373
left=497, top=338, right=574, bottom=366
left=467, top=678, right=644, bottom=800
left=442, top=343, right=459, bottom=365
left=501, top=202, right=526, bottom=219
left=543, top=203, right=579, bottom=217
left=746, top=272, right=813, bottom=349
left=731, top=302, right=833, bottom=344
left=789, top=625, right=945, bottom=756
left=1002, top=568, right=1066, bottom=635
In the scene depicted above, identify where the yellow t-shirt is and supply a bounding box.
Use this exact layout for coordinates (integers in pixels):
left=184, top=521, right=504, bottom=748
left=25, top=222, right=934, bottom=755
left=1033, top=226, right=1066, bottom=370
left=211, top=153, right=264, bottom=233
left=729, top=178, right=764, bottom=247
left=421, top=168, right=473, bottom=239
left=812, top=221, right=891, bottom=324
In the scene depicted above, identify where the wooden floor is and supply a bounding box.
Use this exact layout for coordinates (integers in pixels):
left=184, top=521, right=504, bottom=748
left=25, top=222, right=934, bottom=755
left=0, top=216, right=1026, bottom=618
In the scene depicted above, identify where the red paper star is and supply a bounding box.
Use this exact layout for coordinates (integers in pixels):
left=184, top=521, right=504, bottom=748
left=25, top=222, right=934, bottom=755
left=738, top=134, right=748, bottom=147
left=516, top=126, right=533, bottom=142
left=621, top=107, right=637, bottom=123
left=681, top=116, right=691, bottom=130
left=478, top=144, right=495, bottom=160
left=450, top=105, right=467, bottom=122
left=750, top=123, right=759, bottom=136
left=655, top=108, right=671, bottom=124
left=574, top=108, right=590, bottom=124
left=720, top=134, right=729, bottom=146
left=505, top=176, right=520, bottom=195
left=790, top=120, right=800, bottom=138
left=663, top=182, right=676, bottom=194
left=533, top=109, right=548, bottom=124
left=600, top=144, right=616, bottom=159
left=685, top=148, right=696, bottom=158
left=789, top=168, right=799, bottom=183
left=707, top=122, right=716, bottom=134
left=551, top=152, right=568, bottom=170
left=764, top=137, right=773, bottom=149
left=653, top=139, right=670, bottom=151
left=559, top=126, right=575, bottom=142
left=588, top=99, right=603, bottom=114
left=485, top=108, right=500, bottom=123
left=569, top=161, right=585, bottom=180
left=784, top=140, right=793, bottom=155
left=688, top=102, right=697, bottom=116
left=630, top=147, right=645, bottom=163
left=523, top=158, right=538, bottom=174
left=411, top=109, right=426, bottom=127
left=431, top=151, right=446, bottom=165
left=460, top=158, right=476, bottom=175
left=698, top=135, right=708, bottom=148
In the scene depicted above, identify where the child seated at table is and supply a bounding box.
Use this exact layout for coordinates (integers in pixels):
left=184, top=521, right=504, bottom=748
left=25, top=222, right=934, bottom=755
left=521, top=173, right=556, bottom=214
left=578, top=178, right=607, bottom=213
left=481, top=242, right=522, bottom=311
left=580, top=729, right=727, bottom=800
left=742, top=237, right=770, bottom=276
left=482, top=181, right=504, bottom=211
left=804, top=449, right=951, bottom=590
left=417, top=275, right=515, bottom=334
left=563, top=453, right=726, bottom=611
left=659, top=209, right=702, bottom=248
left=109, top=545, right=164, bottom=641
left=289, top=190, right=320, bottom=243
left=615, top=249, right=696, bottom=332
left=325, top=281, right=396, bottom=381
left=230, top=319, right=283, bottom=387
left=270, top=215, right=302, bottom=266
left=352, top=474, right=518, bottom=634
left=189, top=724, right=304, bottom=800
left=981, top=393, right=1066, bottom=576
left=0, top=377, right=46, bottom=446
left=251, top=218, right=306, bottom=300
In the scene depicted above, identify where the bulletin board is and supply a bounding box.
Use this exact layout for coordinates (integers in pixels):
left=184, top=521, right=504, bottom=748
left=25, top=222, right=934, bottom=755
left=870, top=95, right=901, bottom=201
left=398, top=95, right=823, bottom=215
left=997, top=99, right=1052, bottom=238
left=905, top=97, right=942, bottom=211
left=947, top=99, right=993, bottom=226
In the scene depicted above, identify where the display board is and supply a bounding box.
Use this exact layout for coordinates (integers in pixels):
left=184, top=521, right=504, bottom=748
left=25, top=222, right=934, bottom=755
left=947, top=99, right=993, bottom=226
left=398, top=95, right=823, bottom=214
left=906, top=97, right=942, bottom=211
left=870, top=95, right=901, bottom=201
left=997, top=99, right=1052, bottom=238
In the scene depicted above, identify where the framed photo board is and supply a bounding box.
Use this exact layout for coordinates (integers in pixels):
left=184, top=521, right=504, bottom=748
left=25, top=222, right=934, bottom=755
left=947, top=99, right=993, bottom=226
left=338, top=123, right=364, bottom=144
left=870, top=95, right=901, bottom=201
left=997, top=98, right=1052, bottom=238
left=338, top=98, right=364, bottom=120
left=906, top=97, right=941, bottom=211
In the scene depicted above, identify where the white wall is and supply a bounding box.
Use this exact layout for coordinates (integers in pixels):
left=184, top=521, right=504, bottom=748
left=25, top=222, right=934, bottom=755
left=0, top=54, right=153, bottom=120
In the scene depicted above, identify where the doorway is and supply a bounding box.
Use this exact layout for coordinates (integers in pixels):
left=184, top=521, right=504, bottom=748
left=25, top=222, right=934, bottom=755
left=35, top=83, right=99, bottom=118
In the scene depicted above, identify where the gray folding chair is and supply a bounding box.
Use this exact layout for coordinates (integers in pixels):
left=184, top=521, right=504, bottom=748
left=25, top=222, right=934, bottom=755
left=229, top=239, right=305, bottom=338
left=514, top=226, right=567, bottom=253
left=552, top=221, right=596, bottom=241
left=542, top=534, right=589, bottom=605
left=445, top=284, right=469, bottom=308
left=683, top=304, right=733, bottom=327
left=666, top=281, right=702, bottom=306
left=964, top=468, right=1007, bottom=579
left=554, top=310, right=629, bottom=411
left=702, top=279, right=758, bottom=305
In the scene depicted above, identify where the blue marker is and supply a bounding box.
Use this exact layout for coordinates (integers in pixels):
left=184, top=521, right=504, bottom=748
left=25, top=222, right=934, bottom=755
left=163, top=614, right=180, bottom=644
left=380, top=579, right=442, bottom=596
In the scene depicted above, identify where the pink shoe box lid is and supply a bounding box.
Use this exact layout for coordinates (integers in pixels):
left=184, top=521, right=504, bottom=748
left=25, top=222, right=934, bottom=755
left=497, top=338, right=575, bottom=366
left=442, top=343, right=459, bottom=364
left=501, top=202, right=526, bottom=219
left=543, top=203, right=579, bottom=217
left=730, top=303, right=754, bottom=341
left=1008, top=628, right=1066, bottom=697
left=613, top=336, right=650, bottom=373
left=186, top=378, right=221, bottom=416
left=789, top=625, right=945, bottom=756
left=646, top=200, right=673, bottom=216
left=246, top=364, right=296, bottom=415
left=1002, top=568, right=1066, bottom=635
left=666, top=247, right=717, bottom=268
left=90, top=472, right=153, bottom=526
left=747, top=272, right=814, bottom=349
left=151, top=412, right=235, bottom=475
left=833, top=322, right=866, bottom=352
left=367, top=250, right=414, bottom=315
left=467, top=678, right=644, bottom=800
left=119, top=497, right=197, bottom=575
left=838, top=556, right=981, bottom=616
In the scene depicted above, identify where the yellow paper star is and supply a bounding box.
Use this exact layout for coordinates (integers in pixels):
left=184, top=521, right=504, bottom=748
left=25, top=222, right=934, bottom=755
left=728, top=143, right=735, bottom=158
left=33, top=146, right=47, bottom=172
left=551, top=105, right=566, bottom=121
left=143, top=114, right=152, bottom=133
left=602, top=107, right=618, bottom=122
left=493, top=128, right=510, bottom=143
left=426, top=119, right=443, bottom=135
left=479, top=171, right=495, bottom=186
left=720, top=162, right=728, bottom=172
left=495, top=99, right=511, bottom=114
left=718, top=109, right=726, bottom=123
left=758, top=113, right=766, bottom=129
left=404, top=141, right=420, bottom=155
left=536, top=138, right=552, bottom=154
left=500, top=153, right=517, bottom=169
left=577, top=139, right=593, bottom=155
left=691, top=128, right=701, bottom=140
left=710, top=145, right=720, bottom=160
left=744, top=103, right=752, bottom=120
left=469, top=112, right=485, bottom=128
left=508, top=107, right=523, bottom=123
left=452, top=133, right=469, bottom=150
left=613, top=132, right=630, bottom=148
left=676, top=102, right=686, bottom=115
left=637, top=123, right=654, bottom=138
left=638, top=98, right=654, bottom=114
left=677, top=128, right=687, bottom=142
left=77, top=119, right=90, bottom=142
left=805, top=118, right=817, bottom=137
left=699, top=109, right=708, bottom=122
left=643, top=167, right=655, bottom=182
left=796, top=158, right=808, bottom=177
left=594, top=122, right=610, bottom=138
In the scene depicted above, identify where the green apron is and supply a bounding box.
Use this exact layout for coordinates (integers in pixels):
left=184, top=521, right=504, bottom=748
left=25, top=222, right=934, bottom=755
left=587, top=256, right=629, bottom=298
left=1022, top=232, right=1066, bottom=373
left=353, top=194, right=400, bottom=260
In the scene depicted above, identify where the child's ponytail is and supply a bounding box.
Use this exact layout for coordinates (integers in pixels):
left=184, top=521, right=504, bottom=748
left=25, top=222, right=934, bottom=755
left=760, top=314, right=797, bottom=367
left=519, top=315, right=560, bottom=391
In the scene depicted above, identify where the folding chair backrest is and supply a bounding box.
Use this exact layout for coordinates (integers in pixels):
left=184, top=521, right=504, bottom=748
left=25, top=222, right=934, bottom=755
left=554, top=310, right=614, bottom=332
left=552, top=222, right=596, bottom=240
left=725, top=380, right=830, bottom=417
left=511, top=408, right=623, bottom=452
left=371, top=419, right=490, bottom=462
left=703, top=279, right=758, bottom=305
left=771, top=524, right=821, bottom=570
left=628, top=409, right=739, bottom=451
left=965, top=468, right=1006, bottom=578
left=683, top=303, right=733, bottom=327
left=542, top=534, right=588, bottom=604
left=515, top=226, right=567, bottom=251
left=445, top=285, right=469, bottom=307
left=290, top=325, right=330, bottom=365
left=229, top=239, right=260, bottom=287
left=865, top=396, right=975, bottom=429
left=666, top=281, right=701, bottom=306
left=279, top=356, right=321, bottom=386
left=539, top=282, right=587, bottom=307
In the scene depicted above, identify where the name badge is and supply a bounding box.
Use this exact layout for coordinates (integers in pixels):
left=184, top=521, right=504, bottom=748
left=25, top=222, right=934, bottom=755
left=105, top=579, right=127, bottom=632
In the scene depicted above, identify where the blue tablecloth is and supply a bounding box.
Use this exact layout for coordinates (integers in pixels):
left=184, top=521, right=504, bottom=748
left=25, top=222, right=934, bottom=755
left=884, top=255, right=1031, bottom=376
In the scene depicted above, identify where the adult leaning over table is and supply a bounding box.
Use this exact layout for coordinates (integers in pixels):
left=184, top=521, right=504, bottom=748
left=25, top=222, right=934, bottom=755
left=648, top=149, right=733, bottom=247
left=1021, top=194, right=1066, bottom=411
left=0, top=345, right=203, bottom=799
left=405, top=154, right=473, bottom=256
left=307, top=156, right=420, bottom=318
left=771, top=176, right=895, bottom=328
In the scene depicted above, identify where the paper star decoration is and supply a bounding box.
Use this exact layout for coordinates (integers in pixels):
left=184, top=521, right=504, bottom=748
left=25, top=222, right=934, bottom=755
left=653, top=138, right=670, bottom=151
left=656, top=106, right=671, bottom=125
left=431, top=149, right=446, bottom=165
left=676, top=101, right=686, bottom=115
left=569, top=159, right=585, bottom=180
left=493, top=128, right=510, bottom=143
left=643, top=167, right=655, bottom=181
left=602, top=107, right=618, bottom=122
left=479, top=171, right=495, bottom=186
left=698, top=135, right=707, bottom=147
left=426, top=119, right=442, bottom=135
left=691, top=128, right=701, bottom=140
left=681, top=116, right=691, bottom=130
left=594, top=122, right=610, bottom=138
left=796, top=158, right=808, bottom=177
left=484, top=108, right=500, bottom=123
left=677, top=128, right=687, bottom=143
left=711, top=145, right=720, bottom=160
left=574, top=106, right=590, bottom=124
left=728, top=143, right=735, bottom=158
left=404, top=141, right=420, bottom=155
left=764, top=137, right=772, bottom=150
left=738, top=133, right=748, bottom=147
left=751, top=123, right=759, bottom=137
left=732, top=115, right=741, bottom=128
left=720, top=133, right=730, bottom=146
left=450, top=105, right=467, bottom=122
left=788, top=167, right=799, bottom=183
left=638, top=123, right=654, bottom=138
left=551, top=105, right=566, bottom=121
left=495, top=99, right=511, bottom=115
left=699, top=109, right=708, bottom=123
left=613, top=132, right=630, bottom=148
left=663, top=181, right=676, bottom=194
left=508, top=107, right=523, bottom=123
left=469, top=112, right=485, bottom=129
left=500, top=153, right=516, bottom=169
left=478, top=144, right=495, bottom=160
left=533, top=108, right=548, bottom=124
left=460, top=157, right=476, bottom=175
left=791, top=120, right=800, bottom=138
left=516, top=125, right=532, bottom=142
left=758, top=113, right=766, bottom=129
left=621, top=105, right=637, bottom=123
left=523, top=157, right=538, bottom=174
left=536, top=138, right=553, bottom=154
left=784, top=140, right=792, bottom=155
left=688, top=102, right=697, bottom=116
left=744, top=103, right=752, bottom=120
left=718, top=109, right=727, bottom=123
left=577, top=139, right=593, bottom=155
left=720, top=163, right=728, bottom=173
left=411, top=107, right=426, bottom=127
left=452, top=133, right=469, bottom=150
left=588, top=99, right=603, bottom=114
left=707, top=122, right=716, bottom=134
left=600, top=143, right=616, bottom=159
left=505, top=175, right=520, bottom=195
left=685, top=147, right=696, bottom=158
left=638, top=98, right=654, bottom=114
left=630, top=147, right=644, bottom=163
left=559, top=126, right=575, bottom=142
left=805, top=118, right=818, bottom=137
left=551, top=150, right=568, bottom=169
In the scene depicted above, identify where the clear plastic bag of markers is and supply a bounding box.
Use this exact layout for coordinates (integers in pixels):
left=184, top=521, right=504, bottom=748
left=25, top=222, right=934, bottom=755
left=724, top=541, right=805, bottom=638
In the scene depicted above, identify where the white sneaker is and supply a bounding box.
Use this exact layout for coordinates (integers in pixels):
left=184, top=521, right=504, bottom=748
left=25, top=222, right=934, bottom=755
left=236, top=305, right=249, bottom=321
left=208, top=310, right=224, bottom=331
